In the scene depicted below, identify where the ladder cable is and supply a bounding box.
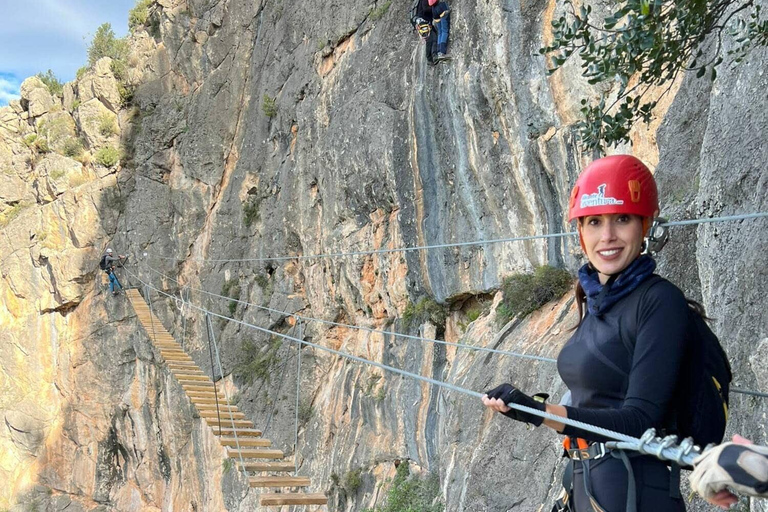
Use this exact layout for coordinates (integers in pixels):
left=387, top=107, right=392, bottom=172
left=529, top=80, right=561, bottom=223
left=142, top=264, right=768, bottom=399
left=150, top=212, right=767, bottom=264
left=144, top=264, right=559, bottom=364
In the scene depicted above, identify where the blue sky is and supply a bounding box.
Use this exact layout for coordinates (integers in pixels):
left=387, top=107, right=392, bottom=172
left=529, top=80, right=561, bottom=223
left=0, top=0, right=136, bottom=106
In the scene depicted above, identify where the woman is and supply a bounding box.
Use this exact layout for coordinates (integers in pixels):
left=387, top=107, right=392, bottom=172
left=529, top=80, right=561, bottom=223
left=482, top=155, right=689, bottom=511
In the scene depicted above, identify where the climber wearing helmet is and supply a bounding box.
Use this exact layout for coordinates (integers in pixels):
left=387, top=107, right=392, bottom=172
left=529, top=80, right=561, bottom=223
left=483, top=155, right=698, bottom=511
left=99, top=248, right=126, bottom=296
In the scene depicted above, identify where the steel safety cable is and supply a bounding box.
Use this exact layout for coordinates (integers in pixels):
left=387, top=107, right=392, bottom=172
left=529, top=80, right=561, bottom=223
left=144, top=264, right=560, bottom=364
left=123, top=267, right=715, bottom=466
left=142, top=264, right=768, bottom=399
left=124, top=268, right=646, bottom=444
left=150, top=212, right=768, bottom=264
left=294, top=318, right=302, bottom=475
left=205, top=312, right=248, bottom=478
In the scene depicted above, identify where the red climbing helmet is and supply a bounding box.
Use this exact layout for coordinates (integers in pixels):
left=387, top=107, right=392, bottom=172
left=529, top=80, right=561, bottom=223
left=428, top=0, right=438, bottom=5
left=568, top=155, right=659, bottom=221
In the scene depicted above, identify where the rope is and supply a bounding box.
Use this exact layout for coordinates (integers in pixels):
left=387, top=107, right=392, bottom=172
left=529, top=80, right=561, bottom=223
left=124, top=266, right=709, bottom=466
left=206, top=312, right=248, bottom=478
left=145, top=265, right=560, bottom=363
left=294, top=318, right=302, bottom=475
left=124, top=267, right=648, bottom=443
left=204, top=313, right=223, bottom=435
left=151, top=212, right=768, bottom=264
left=144, top=264, right=768, bottom=399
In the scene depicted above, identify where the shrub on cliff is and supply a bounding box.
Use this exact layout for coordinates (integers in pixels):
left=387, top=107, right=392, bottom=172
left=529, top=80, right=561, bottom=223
left=95, top=146, right=121, bottom=167
left=403, top=297, right=448, bottom=330
left=87, top=23, right=129, bottom=67
left=36, top=70, right=63, bottom=97
left=496, top=266, right=573, bottom=325
left=234, top=337, right=283, bottom=385
left=129, top=0, right=153, bottom=33
left=262, top=94, right=278, bottom=117
left=364, top=461, right=443, bottom=512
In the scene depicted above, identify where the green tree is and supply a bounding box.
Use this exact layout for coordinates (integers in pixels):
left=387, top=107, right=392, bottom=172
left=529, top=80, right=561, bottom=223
left=36, top=69, right=63, bottom=96
left=87, top=23, right=129, bottom=66
left=542, top=0, right=768, bottom=151
left=129, top=0, right=153, bottom=33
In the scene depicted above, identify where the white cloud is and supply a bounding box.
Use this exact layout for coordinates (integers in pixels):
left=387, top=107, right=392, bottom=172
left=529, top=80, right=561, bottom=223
left=0, top=76, right=21, bottom=106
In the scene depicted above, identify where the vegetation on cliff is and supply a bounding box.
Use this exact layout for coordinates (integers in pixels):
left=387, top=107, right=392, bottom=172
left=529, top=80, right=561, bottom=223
left=496, top=266, right=573, bottom=325
left=543, top=0, right=768, bottom=150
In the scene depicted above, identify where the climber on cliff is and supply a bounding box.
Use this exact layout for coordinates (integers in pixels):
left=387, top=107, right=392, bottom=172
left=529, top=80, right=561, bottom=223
left=99, top=248, right=126, bottom=296
left=482, top=155, right=730, bottom=511
left=430, top=0, right=451, bottom=61
left=411, top=0, right=439, bottom=65
left=690, top=434, right=768, bottom=509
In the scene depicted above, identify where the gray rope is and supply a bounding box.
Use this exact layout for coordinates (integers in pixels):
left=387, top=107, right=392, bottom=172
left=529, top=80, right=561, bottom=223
left=294, top=318, right=302, bottom=475
left=126, top=266, right=709, bottom=466
left=206, top=312, right=248, bottom=478
left=144, top=265, right=768, bottom=399
left=152, top=212, right=768, bottom=264
left=145, top=265, right=559, bottom=363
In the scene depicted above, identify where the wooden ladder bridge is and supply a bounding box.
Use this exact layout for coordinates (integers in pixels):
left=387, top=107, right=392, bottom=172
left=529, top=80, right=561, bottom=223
left=127, top=289, right=327, bottom=507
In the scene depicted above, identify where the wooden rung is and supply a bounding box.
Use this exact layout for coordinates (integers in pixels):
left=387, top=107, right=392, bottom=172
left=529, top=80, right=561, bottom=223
left=194, top=404, right=240, bottom=410
left=241, top=461, right=294, bottom=472
left=175, top=374, right=211, bottom=381
left=259, top=493, right=327, bottom=506
left=207, top=419, right=253, bottom=428
left=170, top=370, right=206, bottom=376
left=249, top=476, right=311, bottom=488
left=187, top=392, right=226, bottom=399
left=220, top=437, right=271, bottom=447
left=190, top=398, right=229, bottom=405
left=212, top=428, right=262, bottom=437
left=227, top=448, right=283, bottom=459
left=199, top=410, right=245, bottom=419
left=186, top=389, right=223, bottom=396
left=183, top=385, right=218, bottom=392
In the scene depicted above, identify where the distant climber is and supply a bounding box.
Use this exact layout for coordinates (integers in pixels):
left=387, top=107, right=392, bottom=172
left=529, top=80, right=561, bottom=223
left=411, top=0, right=439, bottom=65
left=431, top=0, right=451, bottom=61
left=99, top=248, right=126, bottom=295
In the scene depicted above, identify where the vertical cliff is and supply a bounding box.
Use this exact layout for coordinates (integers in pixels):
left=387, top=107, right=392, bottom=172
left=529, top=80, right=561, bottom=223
left=1, top=0, right=767, bottom=510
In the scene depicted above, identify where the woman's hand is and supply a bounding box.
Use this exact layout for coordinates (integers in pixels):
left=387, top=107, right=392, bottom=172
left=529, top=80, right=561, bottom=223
left=482, top=383, right=547, bottom=426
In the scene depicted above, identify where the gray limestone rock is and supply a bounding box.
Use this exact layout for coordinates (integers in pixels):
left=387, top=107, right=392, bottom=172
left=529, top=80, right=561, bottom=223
left=35, top=153, right=83, bottom=201
left=78, top=58, right=122, bottom=112
left=75, top=98, right=120, bottom=150
left=20, top=76, right=56, bottom=118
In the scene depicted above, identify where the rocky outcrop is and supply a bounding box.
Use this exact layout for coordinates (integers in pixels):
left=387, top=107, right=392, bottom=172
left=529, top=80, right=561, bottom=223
left=1, top=0, right=767, bottom=510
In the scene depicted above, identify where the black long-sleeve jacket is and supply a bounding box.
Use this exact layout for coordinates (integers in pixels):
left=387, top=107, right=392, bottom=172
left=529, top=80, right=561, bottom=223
left=557, top=276, right=689, bottom=441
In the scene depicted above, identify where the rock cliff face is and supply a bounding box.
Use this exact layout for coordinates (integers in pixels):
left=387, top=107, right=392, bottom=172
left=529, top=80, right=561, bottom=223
left=1, top=0, right=766, bottom=510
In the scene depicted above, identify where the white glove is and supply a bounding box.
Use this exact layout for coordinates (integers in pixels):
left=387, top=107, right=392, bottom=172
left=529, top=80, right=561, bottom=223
left=690, top=441, right=768, bottom=501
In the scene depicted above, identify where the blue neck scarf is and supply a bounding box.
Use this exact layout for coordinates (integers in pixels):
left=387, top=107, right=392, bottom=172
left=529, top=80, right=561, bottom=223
left=578, top=255, right=657, bottom=316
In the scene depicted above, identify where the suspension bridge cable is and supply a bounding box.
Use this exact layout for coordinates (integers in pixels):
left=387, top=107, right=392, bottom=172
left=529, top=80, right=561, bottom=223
left=205, top=312, right=248, bottom=477
left=124, top=266, right=709, bottom=466
left=142, top=264, right=768, bottom=399
left=144, top=264, right=561, bottom=364
left=150, top=212, right=768, bottom=264
left=127, top=266, right=635, bottom=442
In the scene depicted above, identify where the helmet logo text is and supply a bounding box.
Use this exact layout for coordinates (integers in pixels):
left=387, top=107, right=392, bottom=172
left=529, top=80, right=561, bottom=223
left=580, top=184, right=624, bottom=208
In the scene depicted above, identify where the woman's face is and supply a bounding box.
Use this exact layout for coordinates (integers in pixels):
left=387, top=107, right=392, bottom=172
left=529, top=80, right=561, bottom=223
left=580, top=214, right=644, bottom=283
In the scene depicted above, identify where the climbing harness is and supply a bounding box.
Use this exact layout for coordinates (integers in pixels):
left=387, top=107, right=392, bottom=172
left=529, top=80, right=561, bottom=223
left=415, top=19, right=431, bottom=39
